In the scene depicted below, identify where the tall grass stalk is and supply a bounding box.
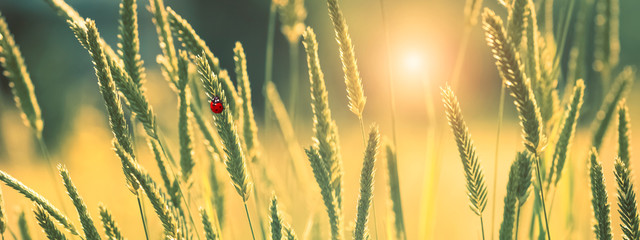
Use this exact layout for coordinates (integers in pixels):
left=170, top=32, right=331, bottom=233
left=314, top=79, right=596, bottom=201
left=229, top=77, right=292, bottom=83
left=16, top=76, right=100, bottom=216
left=263, top=0, right=277, bottom=128
left=591, top=67, right=634, bottom=151
left=18, top=210, right=32, bottom=240
left=618, top=100, right=631, bottom=165
left=0, top=188, right=5, bottom=240
left=0, top=12, right=70, bottom=215
left=442, top=85, right=488, bottom=239
left=58, top=165, right=102, bottom=240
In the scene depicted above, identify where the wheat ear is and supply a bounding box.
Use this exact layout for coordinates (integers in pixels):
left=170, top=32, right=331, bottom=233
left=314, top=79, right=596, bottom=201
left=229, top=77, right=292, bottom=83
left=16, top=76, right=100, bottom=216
left=98, top=204, right=125, bottom=240
left=385, top=142, right=406, bottom=240
left=589, top=148, right=612, bottom=240
left=177, top=51, right=196, bottom=182
left=0, top=12, right=43, bottom=135
left=18, top=209, right=32, bottom=240
left=618, top=100, right=631, bottom=166
left=614, top=158, right=640, bottom=240
left=148, top=0, right=177, bottom=82
left=234, top=42, right=260, bottom=160
left=0, top=170, right=79, bottom=236
left=58, top=165, right=101, bottom=240
left=118, top=0, right=146, bottom=87
left=326, top=0, right=366, bottom=117
left=200, top=208, right=219, bottom=240
left=114, top=141, right=179, bottom=239
left=548, top=80, right=585, bottom=186
left=592, top=67, right=634, bottom=151
left=353, top=125, right=380, bottom=240
left=34, top=205, right=69, bottom=240
left=306, top=147, right=343, bottom=240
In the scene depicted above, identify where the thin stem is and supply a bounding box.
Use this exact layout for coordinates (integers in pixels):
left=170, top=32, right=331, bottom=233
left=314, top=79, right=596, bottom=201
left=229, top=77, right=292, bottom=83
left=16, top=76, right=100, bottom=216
left=135, top=193, right=151, bottom=240
left=480, top=215, right=486, bottom=240
left=35, top=134, right=68, bottom=215
left=490, top=81, right=506, bottom=240
left=534, top=156, right=552, bottom=240
left=449, top=25, right=472, bottom=91
left=263, top=1, right=277, bottom=127
left=244, top=201, right=257, bottom=240
left=287, top=41, right=300, bottom=120
left=515, top=204, right=521, bottom=240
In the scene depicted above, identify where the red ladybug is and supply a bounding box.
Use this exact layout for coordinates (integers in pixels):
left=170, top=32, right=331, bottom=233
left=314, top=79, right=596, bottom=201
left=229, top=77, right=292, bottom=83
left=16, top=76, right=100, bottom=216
left=210, top=96, right=224, bottom=114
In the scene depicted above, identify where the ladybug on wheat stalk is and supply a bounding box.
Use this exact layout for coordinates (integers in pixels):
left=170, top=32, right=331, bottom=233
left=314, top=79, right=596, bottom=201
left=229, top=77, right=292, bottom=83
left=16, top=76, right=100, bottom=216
left=210, top=96, right=224, bottom=114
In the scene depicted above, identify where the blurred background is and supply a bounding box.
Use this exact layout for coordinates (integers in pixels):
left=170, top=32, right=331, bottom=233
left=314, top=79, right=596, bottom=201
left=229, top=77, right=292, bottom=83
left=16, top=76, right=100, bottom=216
left=0, top=0, right=639, bottom=239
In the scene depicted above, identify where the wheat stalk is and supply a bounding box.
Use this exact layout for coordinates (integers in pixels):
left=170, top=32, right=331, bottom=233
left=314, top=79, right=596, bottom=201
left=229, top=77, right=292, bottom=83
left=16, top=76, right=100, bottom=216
left=234, top=42, right=260, bottom=161
left=592, top=67, right=634, bottom=151
left=589, top=148, right=612, bottom=240
left=167, top=8, right=241, bottom=117
left=441, top=85, right=488, bottom=240
left=506, top=0, right=529, bottom=48
left=594, top=0, right=620, bottom=79
left=0, top=12, right=43, bottom=136
left=195, top=55, right=252, bottom=202
left=384, top=142, right=406, bottom=240
left=442, top=85, right=488, bottom=217
left=98, top=204, right=125, bottom=240
left=353, top=125, right=380, bottom=240
left=306, top=147, right=343, bottom=240
left=548, top=79, right=585, bottom=186
left=302, top=27, right=344, bottom=210
left=618, top=100, right=632, bottom=166
left=34, top=204, right=69, bottom=240
left=114, top=141, right=179, bottom=239
left=177, top=51, right=196, bottom=182
left=483, top=8, right=546, bottom=155
left=325, top=0, right=366, bottom=118
left=148, top=0, right=177, bottom=83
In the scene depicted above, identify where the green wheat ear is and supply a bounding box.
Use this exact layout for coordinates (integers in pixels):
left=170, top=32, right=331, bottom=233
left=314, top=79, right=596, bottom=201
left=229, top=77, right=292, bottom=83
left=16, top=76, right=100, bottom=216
left=589, top=148, right=612, bottom=240
left=34, top=204, right=69, bottom=240
left=326, top=0, right=366, bottom=118
left=618, top=100, right=631, bottom=166
left=614, top=158, right=640, bottom=240
left=353, top=125, right=380, bottom=240
left=269, top=195, right=283, bottom=240
left=0, top=170, right=79, bottom=236
left=18, top=209, right=32, bottom=240
left=200, top=208, right=220, bottom=240
left=0, top=11, right=43, bottom=136
left=499, top=151, right=532, bottom=240
left=549, top=79, right=585, bottom=186
left=441, top=85, right=488, bottom=216
left=118, top=0, right=146, bottom=87
left=98, top=204, right=125, bottom=240
left=592, top=67, right=634, bottom=151
left=384, top=141, right=407, bottom=240
left=483, top=8, right=546, bottom=155
left=58, top=165, right=102, bottom=240
left=234, top=42, right=260, bottom=161
left=177, top=50, right=195, bottom=182
left=195, top=54, right=252, bottom=202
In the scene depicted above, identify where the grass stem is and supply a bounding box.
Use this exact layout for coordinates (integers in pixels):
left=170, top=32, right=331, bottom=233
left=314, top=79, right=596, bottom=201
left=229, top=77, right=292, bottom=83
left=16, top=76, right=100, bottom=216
left=515, top=205, right=521, bottom=240
left=35, top=134, right=68, bottom=215
left=358, top=117, right=379, bottom=240
left=534, top=156, right=551, bottom=240
left=244, top=201, right=257, bottom=240
left=490, top=80, right=506, bottom=240
left=480, top=215, right=486, bottom=240
left=135, top=193, right=150, bottom=240
left=287, top=41, right=300, bottom=120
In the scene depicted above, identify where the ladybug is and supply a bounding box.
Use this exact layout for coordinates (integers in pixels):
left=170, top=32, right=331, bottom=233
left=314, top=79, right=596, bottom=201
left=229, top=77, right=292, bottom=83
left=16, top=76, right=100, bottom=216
left=210, top=96, right=224, bottom=114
